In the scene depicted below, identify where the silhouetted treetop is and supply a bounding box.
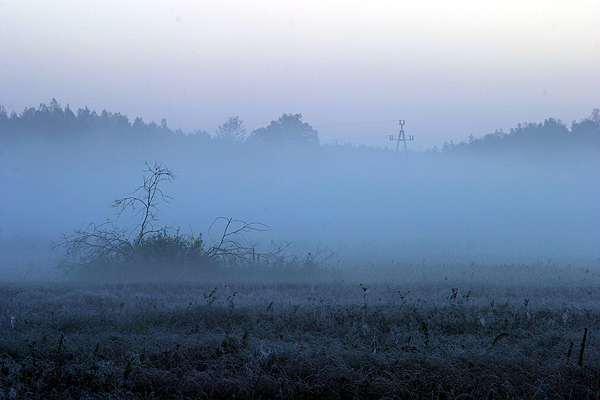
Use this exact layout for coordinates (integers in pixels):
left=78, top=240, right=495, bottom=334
left=216, top=116, right=246, bottom=141
left=249, top=114, right=319, bottom=146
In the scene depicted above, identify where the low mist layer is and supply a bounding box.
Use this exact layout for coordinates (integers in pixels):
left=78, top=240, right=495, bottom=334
left=1, top=104, right=599, bottom=280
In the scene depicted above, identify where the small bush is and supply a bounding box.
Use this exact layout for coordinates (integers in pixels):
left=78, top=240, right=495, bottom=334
left=59, top=229, right=214, bottom=281
left=55, top=162, right=316, bottom=282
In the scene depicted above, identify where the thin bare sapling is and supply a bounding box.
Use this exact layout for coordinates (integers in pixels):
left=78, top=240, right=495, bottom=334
left=55, top=162, right=204, bottom=277
left=206, top=217, right=291, bottom=267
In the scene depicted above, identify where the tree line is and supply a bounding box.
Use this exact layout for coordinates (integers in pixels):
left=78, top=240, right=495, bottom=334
left=441, top=110, right=600, bottom=154
left=1, top=99, right=599, bottom=153
left=0, top=99, right=319, bottom=147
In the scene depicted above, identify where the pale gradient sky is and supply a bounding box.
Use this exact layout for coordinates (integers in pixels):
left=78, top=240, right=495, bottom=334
left=1, top=1, right=599, bottom=149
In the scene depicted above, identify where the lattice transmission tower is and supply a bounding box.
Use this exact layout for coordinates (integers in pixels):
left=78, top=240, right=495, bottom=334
left=389, top=120, right=414, bottom=155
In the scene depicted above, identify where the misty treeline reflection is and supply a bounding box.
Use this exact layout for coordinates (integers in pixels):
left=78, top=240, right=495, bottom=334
left=1, top=101, right=599, bottom=275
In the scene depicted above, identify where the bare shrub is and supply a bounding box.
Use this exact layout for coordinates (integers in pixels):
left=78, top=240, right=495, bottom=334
left=55, top=162, right=285, bottom=281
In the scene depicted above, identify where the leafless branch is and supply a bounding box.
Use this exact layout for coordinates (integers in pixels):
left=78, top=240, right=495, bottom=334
left=55, top=162, right=176, bottom=272
left=206, top=217, right=285, bottom=265
left=54, top=221, right=133, bottom=268
left=111, top=161, right=175, bottom=244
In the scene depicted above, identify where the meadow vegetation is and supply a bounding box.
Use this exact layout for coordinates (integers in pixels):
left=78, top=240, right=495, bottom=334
left=1, top=264, right=599, bottom=399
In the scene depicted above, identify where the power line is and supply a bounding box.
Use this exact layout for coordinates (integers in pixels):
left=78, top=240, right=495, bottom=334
left=321, top=135, right=384, bottom=141
left=314, top=119, right=400, bottom=128
left=315, top=118, right=415, bottom=152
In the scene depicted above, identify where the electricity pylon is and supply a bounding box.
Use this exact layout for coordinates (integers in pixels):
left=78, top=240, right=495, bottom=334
left=389, top=120, right=414, bottom=155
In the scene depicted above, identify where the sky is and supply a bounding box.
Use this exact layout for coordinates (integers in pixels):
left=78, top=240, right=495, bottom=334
left=1, top=1, right=599, bottom=150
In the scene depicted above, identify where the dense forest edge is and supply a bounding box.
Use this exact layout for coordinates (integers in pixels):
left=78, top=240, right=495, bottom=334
left=1, top=99, right=599, bottom=155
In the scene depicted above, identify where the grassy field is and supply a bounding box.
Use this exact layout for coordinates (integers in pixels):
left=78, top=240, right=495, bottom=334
left=1, top=264, right=600, bottom=399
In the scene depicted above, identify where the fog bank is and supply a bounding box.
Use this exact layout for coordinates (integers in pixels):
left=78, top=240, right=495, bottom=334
left=1, top=129, right=598, bottom=281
